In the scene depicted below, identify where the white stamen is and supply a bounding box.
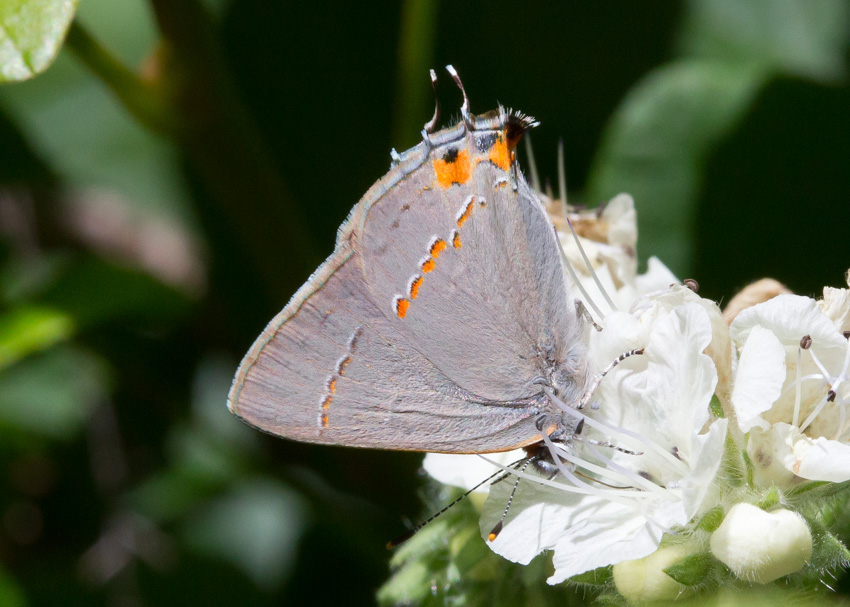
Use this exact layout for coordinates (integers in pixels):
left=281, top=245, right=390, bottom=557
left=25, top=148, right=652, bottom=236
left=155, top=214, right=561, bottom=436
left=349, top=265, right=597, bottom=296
left=545, top=387, right=690, bottom=475
left=559, top=244, right=606, bottom=322
left=799, top=393, right=830, bottom=433
left=794, top=345, right=802, bottom=427
left=555, top=140, right=618, bottom=314
left=524, top=136, right=541, bottom=194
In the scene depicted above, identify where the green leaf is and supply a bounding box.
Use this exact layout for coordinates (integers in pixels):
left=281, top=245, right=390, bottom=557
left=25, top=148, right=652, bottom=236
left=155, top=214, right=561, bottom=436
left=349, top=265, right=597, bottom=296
left=663, top=552, right=718, bottom=586
left=0, top=305, right=74, bottom=370
left=37, top=256, right=190, bottom=329
left=0, top=0, right=80, bottom=82
left=0, top=344, right=107, bottom=439
left=585, top=60, right=767, bottom=277
left=586, top=0, right=849, bottom=278
left=696, top=506, right=725, bottom=532
left=0, top=569, right=25, bottom=607
left=377, top=559, right=432, bottom=606
left=679, top=0, right=848, bottom=81
left=182, top=478, right=308, bottom=591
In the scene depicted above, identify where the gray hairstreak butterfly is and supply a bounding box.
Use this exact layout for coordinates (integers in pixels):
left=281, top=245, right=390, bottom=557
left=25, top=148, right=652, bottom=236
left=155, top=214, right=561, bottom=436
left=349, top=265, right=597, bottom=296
left=226, top=68, right=634, bottom=525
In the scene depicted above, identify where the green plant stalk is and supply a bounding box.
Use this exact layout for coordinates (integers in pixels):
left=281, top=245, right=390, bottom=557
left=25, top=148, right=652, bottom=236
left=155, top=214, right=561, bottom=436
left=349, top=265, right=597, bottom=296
left=65, top=21, right=177, bottom=136
left=70, top=0, right=319, bottom=301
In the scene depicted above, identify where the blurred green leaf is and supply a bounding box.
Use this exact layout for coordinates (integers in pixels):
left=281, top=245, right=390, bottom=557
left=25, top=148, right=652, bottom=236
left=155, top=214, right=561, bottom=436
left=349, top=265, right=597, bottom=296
left=182, top=478, right=308, bottom=591
left=587, top=0, right=849, bottom=277
left=0, top=344, right=107, bottom=439
left=129, top=428, right=249, bottom=523
left=0, top=0, right=79, bottom=82
left=37, top=256, right=190, bottom=328
left=0, top=305, right=74, bottom=370
left=680, top=0, right=848, bottom=81
left=586, top=61, right=765, bottom=276
left=0, top=570, right=26, bottom=607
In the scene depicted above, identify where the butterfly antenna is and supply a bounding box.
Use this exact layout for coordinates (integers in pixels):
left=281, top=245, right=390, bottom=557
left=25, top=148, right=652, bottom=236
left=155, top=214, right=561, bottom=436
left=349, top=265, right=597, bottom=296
left=487, top=455, right=538, bottom=541
left=446, top=65, right=471, bottom=125
left=387, top=455, right=528, bottom=549
left=423, top=69, right=440, bottom=134
left=525, top=135, right=542, bottom=194
left=558, top=139, right=618, bottom=314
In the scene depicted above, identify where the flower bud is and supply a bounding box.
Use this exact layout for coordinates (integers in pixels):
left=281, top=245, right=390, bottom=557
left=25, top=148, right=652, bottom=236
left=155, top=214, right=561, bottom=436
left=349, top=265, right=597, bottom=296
left=709, top=503, right=812, bottom=583
left=613, top=545, right=695, bottom=603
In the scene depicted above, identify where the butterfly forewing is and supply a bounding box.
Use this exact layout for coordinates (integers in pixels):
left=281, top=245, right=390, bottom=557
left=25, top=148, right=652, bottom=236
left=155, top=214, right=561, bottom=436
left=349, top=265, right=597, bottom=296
left=228, top=110, right=580, bottom=453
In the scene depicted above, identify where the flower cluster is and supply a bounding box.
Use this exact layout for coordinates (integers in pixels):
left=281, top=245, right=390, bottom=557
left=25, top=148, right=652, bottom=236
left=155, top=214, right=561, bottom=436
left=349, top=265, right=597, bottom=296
left=416, top=195, right=850, bottom=602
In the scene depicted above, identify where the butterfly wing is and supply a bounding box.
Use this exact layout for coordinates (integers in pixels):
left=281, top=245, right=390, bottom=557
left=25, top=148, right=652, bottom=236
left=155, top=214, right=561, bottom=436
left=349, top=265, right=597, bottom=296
left=227, top=111, right=584, bottom=453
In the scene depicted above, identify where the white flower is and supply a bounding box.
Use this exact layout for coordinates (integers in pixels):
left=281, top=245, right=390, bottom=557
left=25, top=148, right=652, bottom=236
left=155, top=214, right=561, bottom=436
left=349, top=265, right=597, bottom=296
left=709, top=503, right=812, bottom=583
left=479, top=287, right=728, bottom=583
left=729, top=278, right=850, bottom=486
left=421, top=196, right=729, bottom=584
left=554, top=194, right=678, bottom=313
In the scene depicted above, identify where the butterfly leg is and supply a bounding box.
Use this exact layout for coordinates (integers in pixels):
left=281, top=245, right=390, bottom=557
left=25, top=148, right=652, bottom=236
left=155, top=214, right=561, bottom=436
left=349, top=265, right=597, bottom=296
left=575, top=299, right=603, bottom=332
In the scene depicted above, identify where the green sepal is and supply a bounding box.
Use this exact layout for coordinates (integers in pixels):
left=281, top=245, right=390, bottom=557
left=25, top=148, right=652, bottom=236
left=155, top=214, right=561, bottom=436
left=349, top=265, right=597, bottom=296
left=805, top=518, right=850, bottom=572
left=663, top=552, right=719, bottom=587
left=696, top=506, right=725, bottom=532
left=757, top=486, right=780, bottom=510
left=709, top=394, right=725, bottom=418
left=569, top=565, right=612, bottom=587
left=741, top=448, right=755, bottom=489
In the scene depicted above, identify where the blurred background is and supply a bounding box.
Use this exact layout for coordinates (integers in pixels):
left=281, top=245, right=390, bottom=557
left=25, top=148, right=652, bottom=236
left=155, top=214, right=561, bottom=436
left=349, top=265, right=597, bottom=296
left=1, top=0, right=849, bottom=605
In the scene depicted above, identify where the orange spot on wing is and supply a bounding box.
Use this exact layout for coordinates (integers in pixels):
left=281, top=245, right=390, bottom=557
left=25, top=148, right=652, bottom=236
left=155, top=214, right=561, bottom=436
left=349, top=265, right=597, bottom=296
left=430, top=239, right=447, bottom=258
left=338, top=356, right=352, bottom=375
left=488, top=136, right=511, bottom=170
left=410, top=276, right=423, bottom=299
left=328, top=379, right=336, bottom=393
left=422, top=258, right=435, bottom=273
left=321, top=413, right=329, bottom=427
left=457, top=199, right=474, bottom=226
left=396, top=298, right=410, bottom=318
left=322, top=395, right=332, bottom=410
left=452, top=231, right=461, bottom=249
left=433, top=148, right=471, bottom=187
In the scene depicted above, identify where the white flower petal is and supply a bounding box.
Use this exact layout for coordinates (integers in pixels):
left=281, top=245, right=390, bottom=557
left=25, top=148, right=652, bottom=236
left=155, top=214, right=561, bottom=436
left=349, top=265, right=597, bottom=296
left=745, top=426, right=798, bottom=488
left=633, top=256, right=678, bottom=297
left=601, top=193, right=637, bottom=249
left=641, top=303, right=716, bottom=449
left=678, top=419, right=728, bottom=520
left=772, top=423, right=850, bottom=483
left=548, top=499, right=664, bottom=583
left=479, top=476, right=581, bottom=565
left=731, top=325, right=786, bottom=432
left=730, top=294, right=845, bottom=350
left=819, top=286, right=850, bottom=333
left=422, top=451, right=525, bottom=492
